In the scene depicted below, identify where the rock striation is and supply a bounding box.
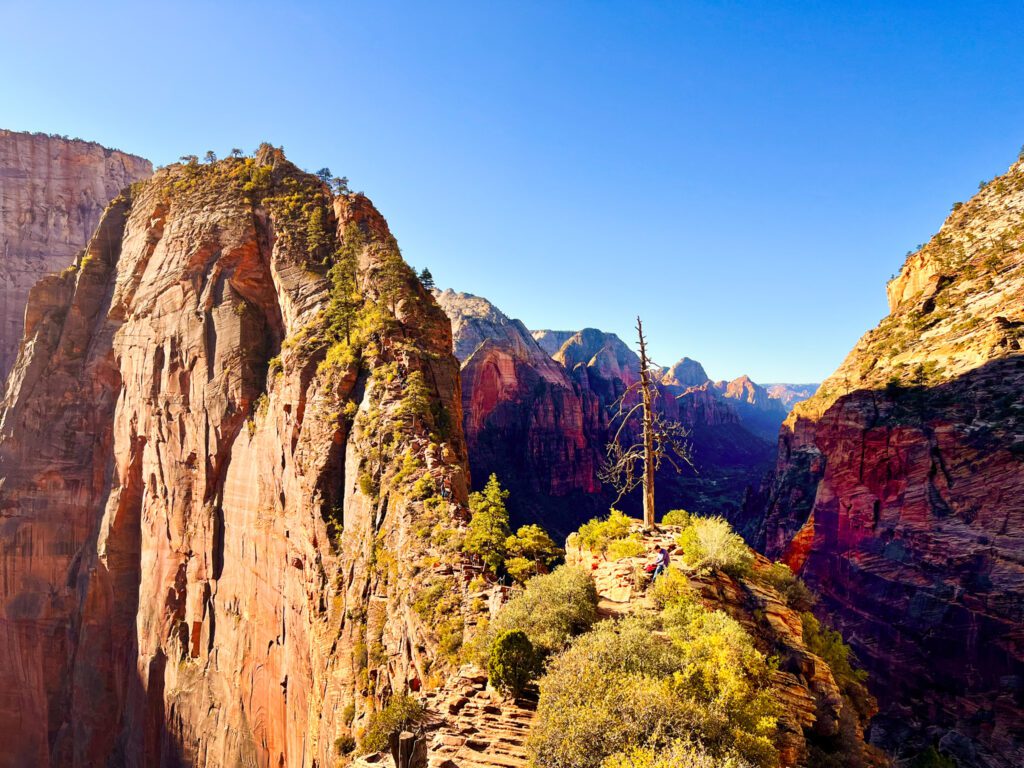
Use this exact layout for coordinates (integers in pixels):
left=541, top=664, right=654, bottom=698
left=0, top=148, right=475, bottom=767
left=0, top=129, right=151, bottom=381
left=755, top=154, right=1024, bottom=766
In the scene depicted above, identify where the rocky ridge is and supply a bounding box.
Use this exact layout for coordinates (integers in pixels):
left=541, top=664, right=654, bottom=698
left=0, top=129, right=151, bottom=380
left=755, top=154, right=1024, bottom=765
left=0, top=148, right=475, bottom=767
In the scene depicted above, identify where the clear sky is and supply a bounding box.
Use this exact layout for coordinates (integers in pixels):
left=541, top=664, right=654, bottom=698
left=3, top=1, right=1023, bottom=382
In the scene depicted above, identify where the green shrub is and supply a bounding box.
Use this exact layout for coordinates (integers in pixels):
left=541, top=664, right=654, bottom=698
left=576, top=509, right=634, bottom=554
left=801, top=612, right=869, bottom=707
left=489, top=566, right=598, bottom=660
left=759, top=561, right=816, bottom=611
left=505, top=523, right=564, bottom=582
left=488, top=630, right=537, bottom=697
left=676, top=516, right=754, bottom=578
left=529, top=616, right=777, bottom=768
left=360, top=694, right=425, bottom=754
left=661, top=509, right=692, bottom=527
left=648, top=567, right=694, bottom=611
left=334, top=734, right=356, bottom=755
left=602, top=739, right=753, bottom=768
left=606, top=534, right=647, bottom=560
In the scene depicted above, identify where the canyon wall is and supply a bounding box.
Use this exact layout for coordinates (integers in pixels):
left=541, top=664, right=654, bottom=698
left=0, top=149, right=474, bottom=767
left=756, top=156, right=1024, bottom=766
left=437, top=290, right=776, bottom=533
left=0, top=129, right=151, bottom=381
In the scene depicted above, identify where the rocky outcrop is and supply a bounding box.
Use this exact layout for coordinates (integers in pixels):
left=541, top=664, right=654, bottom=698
left=756, top=155, right=1024, bottom=766
left=660, top=356, right=709, bottom=389
left=565, top=524, right=883, bottom=768
left=0, top=129, right=151, bottom=381
left=0, top=149, right=474, bottom=767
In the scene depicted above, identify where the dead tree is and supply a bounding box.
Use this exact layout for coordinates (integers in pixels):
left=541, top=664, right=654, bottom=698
left=598, top=316, right=691, bottom=529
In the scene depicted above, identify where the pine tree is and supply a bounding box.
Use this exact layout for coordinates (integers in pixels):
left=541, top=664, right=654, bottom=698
left=465, top=474, right=511, bottom=573
left=418, top=267, right=435, bottom=290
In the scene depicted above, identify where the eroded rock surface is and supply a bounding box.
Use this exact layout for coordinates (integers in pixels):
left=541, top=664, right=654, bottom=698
left=0, top=129, right=151, bottom=381
left=755, top=155, right=1024, bottom=766
left=0, top=149, right=474, bottom=767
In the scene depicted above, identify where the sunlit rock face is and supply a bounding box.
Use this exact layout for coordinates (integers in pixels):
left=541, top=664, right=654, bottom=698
left=0, top=149, right=472, bottom=767
left=0, top=129, right=152, bottom=381
left=756, top=155, right=1024, bottom=767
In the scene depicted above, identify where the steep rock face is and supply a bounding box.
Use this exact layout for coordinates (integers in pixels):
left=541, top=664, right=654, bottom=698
left=0, top=129, right=151, bottom=381
left=0, top=150, right=473, bottom=767
left=714, top=375, right=789, bottom=441
left=436, top=291, right=597, bottom=503
left=757, top=156, right=1024, bottom=766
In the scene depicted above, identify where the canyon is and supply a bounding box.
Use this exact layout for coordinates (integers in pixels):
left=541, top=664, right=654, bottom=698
left=1, top=127, right=1021, bottom=768
left=754, top=154, right=1024, bottom=766
left=0, top=130, right=151, bottom=381
left=435, top=289, right=798, bottom=535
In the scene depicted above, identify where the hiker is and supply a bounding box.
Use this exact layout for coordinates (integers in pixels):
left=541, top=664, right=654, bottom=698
left=650, top=545, right=670, bottom=581
left=439, top=476, right=452, bottom=500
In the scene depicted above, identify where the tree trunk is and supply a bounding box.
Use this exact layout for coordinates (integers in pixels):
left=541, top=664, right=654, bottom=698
left=636, top=316, right=656, bottom=530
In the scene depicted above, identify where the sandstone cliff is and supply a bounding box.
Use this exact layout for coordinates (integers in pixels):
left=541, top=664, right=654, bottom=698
left=765, top=383, right=819, bottom=411
left=755, top=155, right=1024, bottom=766
left=0, top=129, right=151, bottom=381
left=0, top=148, right=475, bottom=767
left=440, top=299, right=774, bottom=532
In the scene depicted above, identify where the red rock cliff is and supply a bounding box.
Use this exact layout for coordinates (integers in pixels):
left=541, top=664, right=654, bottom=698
left=757, top=156, right=1024, bottom=766
left=0, top=149, right=473, bottom=767
left=0, top=129, right=151, bottom=381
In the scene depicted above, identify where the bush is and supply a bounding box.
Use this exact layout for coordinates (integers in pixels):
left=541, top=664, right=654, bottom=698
left=648, top=567, right=694, bottom=611
left=360, top=694, right=425, bottom=754
left=911, top=746, right=956, bottom=768
left=576, top=509, right=635, bottom=554
left=676, top=516, right=754, bottom=578
left=334, top=734, right=356, bottom=755
left=488, top=630, right=537, bottom=697
left=602, top=739, right=753, bottom=768
left=504, top=523, right=564, bottom=583
left=759, top=561, right=816, bottom=611
left=529, top=616, right=777, bottom=768
left=801, top=612, right=869, bottom=711
left=606, top=534, right=647, bottom=560
left=489, top=566, right=598, bottom=660
left=661, top=509, right=692, bottom=527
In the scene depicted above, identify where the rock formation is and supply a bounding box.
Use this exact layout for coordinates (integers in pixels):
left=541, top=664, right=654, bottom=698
left=439, top=294, right=775, bottom=533
left=714, top=374, right=790, bottom=441
left=765, top=383, right=819, bottom=411
left=755, top=154, right=1024, bottom=766
left=0, top=148, right=476, bottom=767
left=0, top=129, right=151, bottom=381
left=565, top=523, right=884, bottom=768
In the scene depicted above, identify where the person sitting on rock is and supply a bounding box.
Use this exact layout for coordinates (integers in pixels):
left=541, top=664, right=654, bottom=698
left=650, top=545, right=670, bottom=581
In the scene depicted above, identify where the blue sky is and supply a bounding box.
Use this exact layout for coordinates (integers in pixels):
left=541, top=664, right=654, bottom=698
left=3, top=1, right=1022, bottom=382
